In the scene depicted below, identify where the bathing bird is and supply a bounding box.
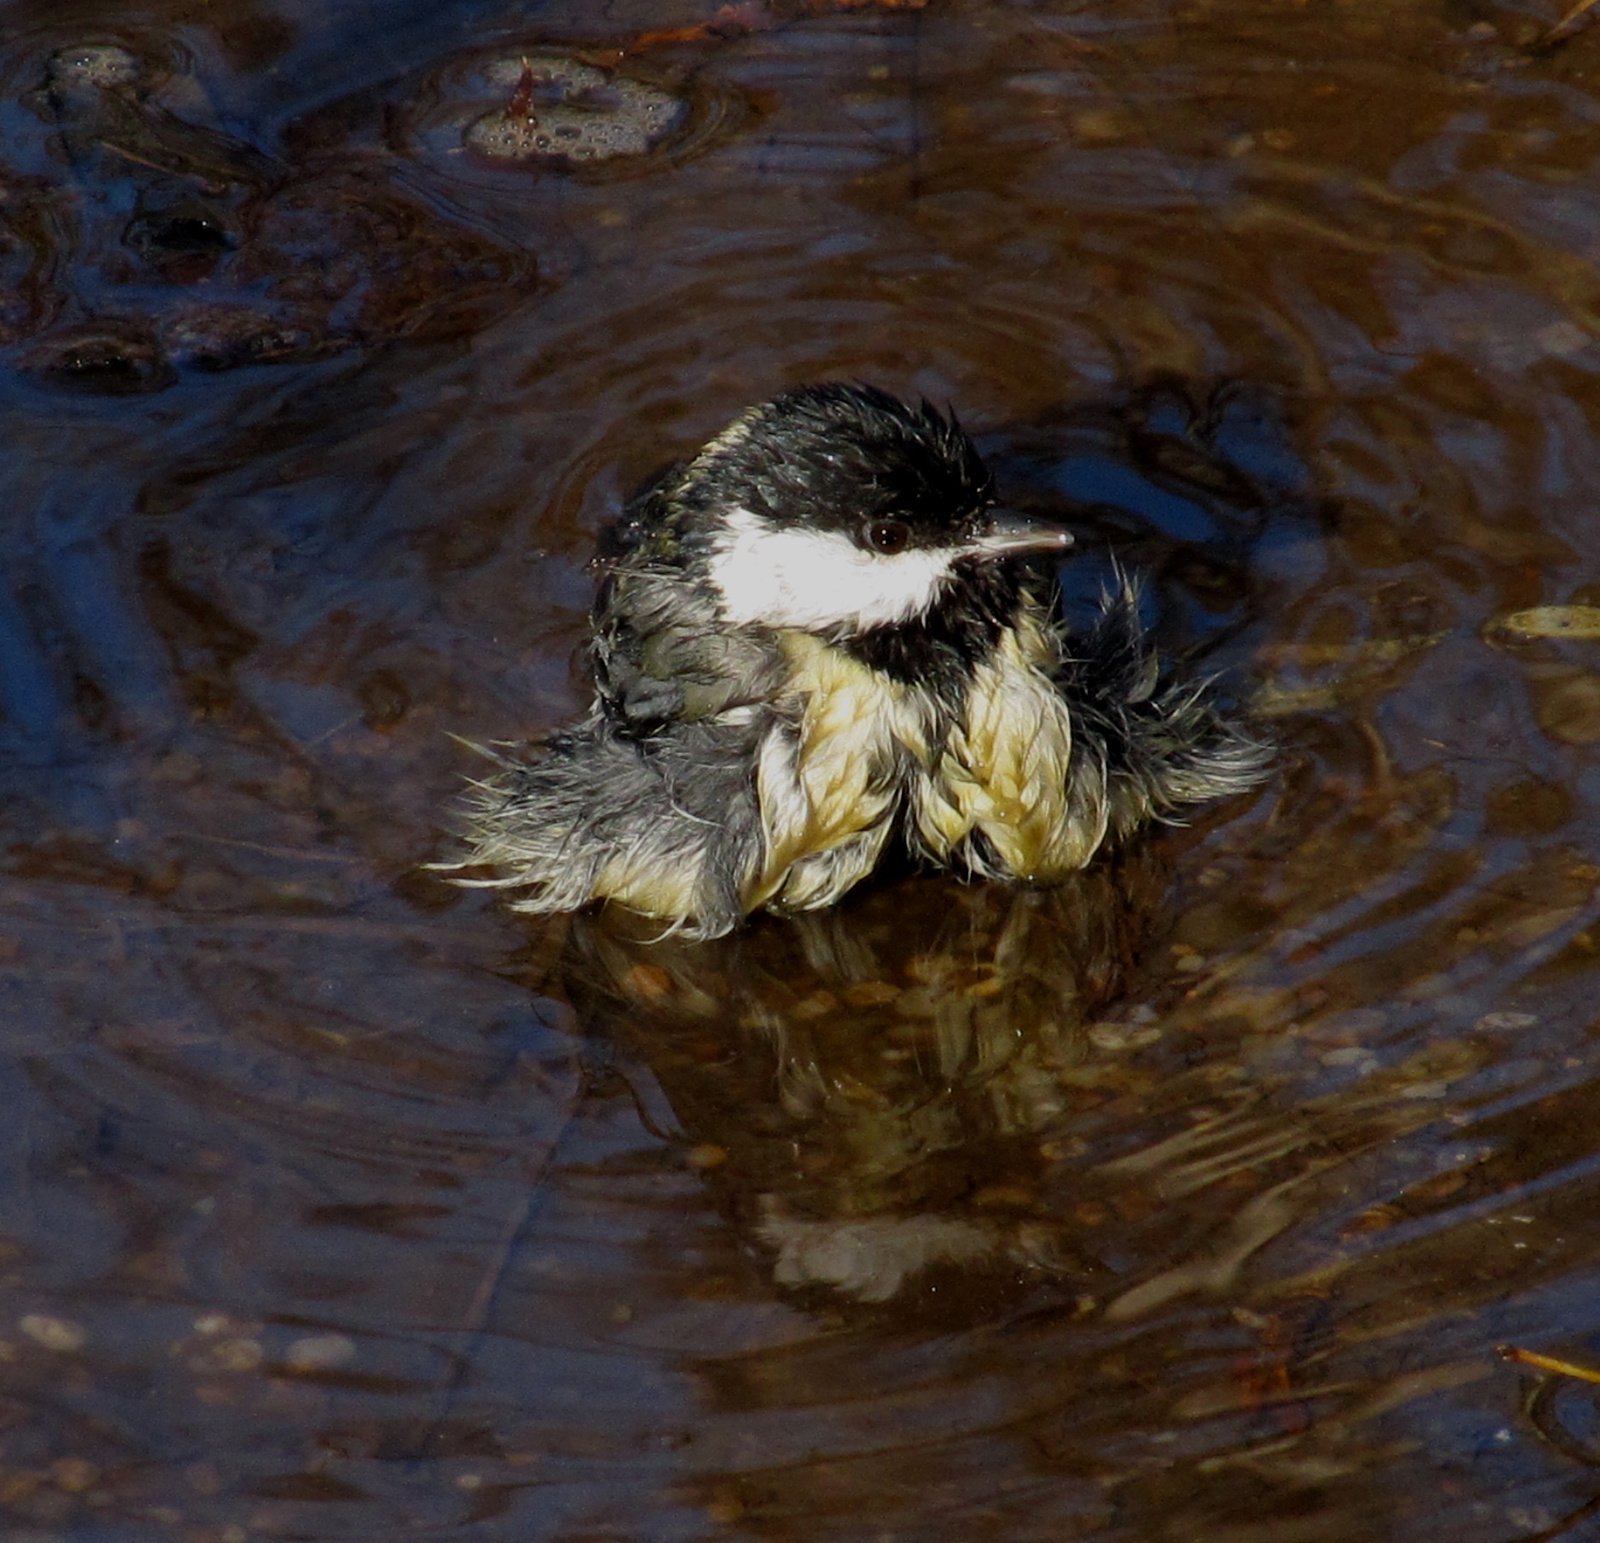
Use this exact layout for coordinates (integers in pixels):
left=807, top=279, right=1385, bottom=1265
left=444, top=383, right=1267, bottom=936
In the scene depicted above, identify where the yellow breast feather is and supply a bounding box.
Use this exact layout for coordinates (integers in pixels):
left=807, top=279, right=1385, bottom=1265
left=917, top=618, right=1104, bottom=882
left=748, top=619, right=1108, bottom=914
left=748, top=632, right=935, bottom=912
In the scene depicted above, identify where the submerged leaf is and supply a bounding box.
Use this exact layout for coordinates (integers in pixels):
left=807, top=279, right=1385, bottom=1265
left=1491, top=605, right=1600, bottom=640
left=1257, top=635, right=1449, bottom=668
left=1251, top=634, right=1449, bottom=715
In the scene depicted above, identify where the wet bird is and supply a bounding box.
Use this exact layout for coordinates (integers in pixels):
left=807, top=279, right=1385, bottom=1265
left=445, top=383, right=1268, bottom=937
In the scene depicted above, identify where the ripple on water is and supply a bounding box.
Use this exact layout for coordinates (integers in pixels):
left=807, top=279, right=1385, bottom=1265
left=0, top=27, right=535, bottom=392
left=5, top=0, right=1600, bottom=1539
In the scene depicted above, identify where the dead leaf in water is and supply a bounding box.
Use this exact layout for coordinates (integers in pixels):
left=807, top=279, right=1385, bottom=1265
left=1251, top=634, right=1449, bottom=716
left=1250, top=682, right=1346, bottom=715
left=1489, top=606, right=1600, bottom=641
left=1256, top=636, right=1449, bottom=667
left=1538, top=677, right=1600, bottom=745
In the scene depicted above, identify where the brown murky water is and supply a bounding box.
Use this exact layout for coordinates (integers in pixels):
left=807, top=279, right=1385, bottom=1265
left=5, top=0, right=1600, bottom=1537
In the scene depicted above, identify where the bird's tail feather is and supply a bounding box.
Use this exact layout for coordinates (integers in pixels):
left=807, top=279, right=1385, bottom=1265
left=1059, top=574, right=1271, bottom=837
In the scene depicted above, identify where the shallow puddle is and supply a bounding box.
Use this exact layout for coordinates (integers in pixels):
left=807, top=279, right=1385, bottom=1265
left=5, top=0, right=1600, bottom=1538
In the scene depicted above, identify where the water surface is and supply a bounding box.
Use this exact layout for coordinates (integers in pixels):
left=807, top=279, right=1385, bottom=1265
left=5, top=0, right=1600, bottom=1538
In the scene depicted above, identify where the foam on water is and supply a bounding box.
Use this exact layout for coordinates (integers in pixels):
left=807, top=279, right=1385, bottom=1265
left=464, top=54, right=687, bottom=166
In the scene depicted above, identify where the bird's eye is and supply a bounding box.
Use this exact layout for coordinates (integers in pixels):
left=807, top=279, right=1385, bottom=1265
left=863, top=519, right=911, bottom=555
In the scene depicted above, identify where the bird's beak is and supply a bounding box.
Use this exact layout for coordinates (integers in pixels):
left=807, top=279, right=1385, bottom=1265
left=969, top=510, right=1075, bottom=560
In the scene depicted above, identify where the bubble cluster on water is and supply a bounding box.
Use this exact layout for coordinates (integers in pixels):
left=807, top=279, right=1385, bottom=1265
left=464, top=55, right=687, bottom=166
left=484, top=54, right=608, bottom=96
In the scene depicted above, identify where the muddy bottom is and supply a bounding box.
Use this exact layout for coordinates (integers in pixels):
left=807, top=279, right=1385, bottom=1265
left=5, top=0, right=1600, bottom=1539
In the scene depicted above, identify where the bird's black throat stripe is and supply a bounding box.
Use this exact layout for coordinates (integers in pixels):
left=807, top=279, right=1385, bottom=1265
left=839, top=559, right=1042, bottom=710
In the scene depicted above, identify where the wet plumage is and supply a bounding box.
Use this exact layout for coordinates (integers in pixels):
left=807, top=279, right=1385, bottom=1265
left=443, top=384, right=1269, bottom=937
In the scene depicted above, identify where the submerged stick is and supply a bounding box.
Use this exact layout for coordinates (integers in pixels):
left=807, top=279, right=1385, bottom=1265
left=1541, top=0, right=1600, bottom=47
left=1498, top=1344, right=1600, bottom=1386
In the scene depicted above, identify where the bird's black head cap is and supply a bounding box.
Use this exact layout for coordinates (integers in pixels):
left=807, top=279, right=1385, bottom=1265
left=672, top=382, right=994, bottom=549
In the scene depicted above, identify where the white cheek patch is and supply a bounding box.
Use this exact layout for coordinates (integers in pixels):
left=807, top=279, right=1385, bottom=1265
left=707, top=508, right=957, bottom=632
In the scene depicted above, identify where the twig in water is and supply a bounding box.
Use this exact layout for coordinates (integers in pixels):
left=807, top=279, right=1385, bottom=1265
left=1499, top=1344, right=1600, bottom=1386
left=508, top=59, right=538, bottom=126
left=1541, top=0, right=1600, bottom=48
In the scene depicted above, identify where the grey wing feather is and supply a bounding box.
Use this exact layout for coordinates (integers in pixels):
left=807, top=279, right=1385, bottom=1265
left=439, top=715, right=768, bottom=939
left=592, top=566, right=787, bottom=731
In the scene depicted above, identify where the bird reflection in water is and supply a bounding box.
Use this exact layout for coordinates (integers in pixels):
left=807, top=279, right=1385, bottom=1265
left=552, top=858, right=1173, bottom=1309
